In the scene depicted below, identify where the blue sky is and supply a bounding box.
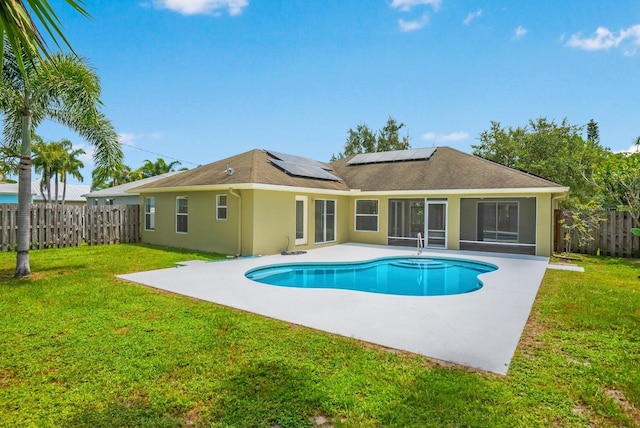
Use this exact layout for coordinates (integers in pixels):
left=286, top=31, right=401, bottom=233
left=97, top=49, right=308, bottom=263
left=35, top=0, right=640, bottom=184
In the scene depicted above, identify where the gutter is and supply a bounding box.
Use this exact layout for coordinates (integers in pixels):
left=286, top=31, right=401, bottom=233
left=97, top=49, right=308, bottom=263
left=229, top=188, right=242, bottom=256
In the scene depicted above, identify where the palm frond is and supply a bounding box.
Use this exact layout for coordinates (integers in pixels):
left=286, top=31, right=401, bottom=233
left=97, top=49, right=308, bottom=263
left=0, top=1, right=91, bottom=78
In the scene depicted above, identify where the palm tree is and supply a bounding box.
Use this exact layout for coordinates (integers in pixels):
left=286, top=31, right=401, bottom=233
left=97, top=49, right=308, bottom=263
left=139, top=158, right=184, bottom=178
left=0, top=0, right=90, bottom=77
left=32, top=135, right=59, bottom=202
left=0, top=146, right=17, bottom=181
left=58, top=139, right=85, bottom=204
left=0, top=46, right=123, bottom=277
left=33, top=138, right=85, bottom=203
left=91, top=163, right=141, bottom=190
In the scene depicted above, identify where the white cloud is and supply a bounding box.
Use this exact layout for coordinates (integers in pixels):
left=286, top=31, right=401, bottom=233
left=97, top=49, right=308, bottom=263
left=421, top=131, right=469, bottom=143
left=152, top=0, right=248, bottom=16
left=514, top=25, right=528, bottom=39
left=118, top=132, right=145, bottom=146
left=399, top=15, right=429, bottom=32
left=463, top=9, right=482, bottom=26
left=625, top=143, right=640, bottom=153
left=390, top=0, right=441, bottom=12
left=566, top=24, right=640, bottom=55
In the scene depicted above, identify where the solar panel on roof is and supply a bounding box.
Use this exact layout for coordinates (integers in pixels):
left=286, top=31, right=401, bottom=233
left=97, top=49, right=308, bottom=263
left=270, top=159, right=342, bottom=182
left=346, top=147, right=437, bottom=165
left=266, top=150, right=331, bottom=171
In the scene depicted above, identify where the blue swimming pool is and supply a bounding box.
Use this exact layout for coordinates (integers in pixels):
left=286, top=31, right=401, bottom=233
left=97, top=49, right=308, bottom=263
left=245, top=257, right=497, bottom=296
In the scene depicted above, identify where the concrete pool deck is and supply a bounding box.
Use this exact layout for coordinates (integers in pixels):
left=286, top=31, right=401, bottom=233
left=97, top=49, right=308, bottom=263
left=118, top=243, right=551, bottom=375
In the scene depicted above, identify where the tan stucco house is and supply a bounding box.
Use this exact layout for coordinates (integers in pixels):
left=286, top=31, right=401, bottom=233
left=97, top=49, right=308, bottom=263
left=133, top=147, right=569, bottom=257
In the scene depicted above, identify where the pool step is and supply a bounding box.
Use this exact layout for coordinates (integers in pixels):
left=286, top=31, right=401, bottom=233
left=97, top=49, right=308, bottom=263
left=390, top=260, right=450, bottom=269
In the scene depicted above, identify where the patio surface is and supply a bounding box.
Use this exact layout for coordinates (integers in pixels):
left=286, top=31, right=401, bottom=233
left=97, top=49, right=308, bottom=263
left=118, top=243, right=550, bottom=375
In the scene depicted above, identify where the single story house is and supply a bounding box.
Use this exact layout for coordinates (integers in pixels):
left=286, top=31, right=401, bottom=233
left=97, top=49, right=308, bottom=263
left=0, top=182, right=35, bottom=204
left=0, top=182, right=19, bottom=204
left=134, top=147, right=569, bottom=257
left=32, top=179, right=91, bottom=206
left=83, top=171, right=183, bottom=206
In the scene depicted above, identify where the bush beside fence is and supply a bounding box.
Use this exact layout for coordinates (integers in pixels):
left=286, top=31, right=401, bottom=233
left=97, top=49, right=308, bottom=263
left=0, top=204, right=140, bottom=252
left=555, top=209, right=640, bottom=258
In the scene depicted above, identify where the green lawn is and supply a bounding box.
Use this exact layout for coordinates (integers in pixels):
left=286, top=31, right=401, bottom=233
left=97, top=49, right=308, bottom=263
left=1, top=244, right=639, bottom=427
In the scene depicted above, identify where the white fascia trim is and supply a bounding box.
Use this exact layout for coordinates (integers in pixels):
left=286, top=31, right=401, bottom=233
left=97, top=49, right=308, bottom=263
left=136, top=182, right=353, bottom=196
left=84, top=192, right=135, bottom=198
left=136, top=183, right=569, bottom=197
left=348, top=187, right=569, bottom=196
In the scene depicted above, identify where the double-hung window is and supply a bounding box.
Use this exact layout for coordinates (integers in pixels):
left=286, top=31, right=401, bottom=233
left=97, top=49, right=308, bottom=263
left=355, top=199, right=379, bottom=232
left=315, top=199, right=336, bottom=243
left=144, top=197, right=155, bottom=231
left=176, top=196, right=188, bottom=233
left=216, top=195, right=227, bottom=220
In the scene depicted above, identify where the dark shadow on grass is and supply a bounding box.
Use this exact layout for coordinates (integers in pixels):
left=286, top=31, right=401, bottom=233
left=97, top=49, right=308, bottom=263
left=65, top=402, right=183, bottom=428
left=210, top=358, right=324, bottom=427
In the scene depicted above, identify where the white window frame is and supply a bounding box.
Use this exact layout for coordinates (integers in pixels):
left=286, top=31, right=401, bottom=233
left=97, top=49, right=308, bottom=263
left=176, top=196, right=188, bottom=234
left=144, top=197, right=155, bottom=231
left=295, top=196, right=308, bottom=245
left=315, top=199, right=337, bottom=244
left=354, top=199, right=379, bottom=232
left=216, top=194, right=228, bottom=220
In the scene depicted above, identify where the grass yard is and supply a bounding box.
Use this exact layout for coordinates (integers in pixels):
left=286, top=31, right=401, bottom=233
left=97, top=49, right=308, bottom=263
left=0, top=244, right=639, bottom=427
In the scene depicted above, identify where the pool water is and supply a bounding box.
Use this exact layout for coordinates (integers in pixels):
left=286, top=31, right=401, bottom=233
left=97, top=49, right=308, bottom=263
left=245, top=257, right=497, bottom=296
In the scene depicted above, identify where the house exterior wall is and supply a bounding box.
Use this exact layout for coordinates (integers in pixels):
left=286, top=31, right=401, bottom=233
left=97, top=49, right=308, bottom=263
left=346, top=192, right=555, bottom=256
left=86, top=195, right=140, bottom=206
left=0, top=194, right=19, bottom=203
left=139, top=188, right=558, bottom=257
left=140, top=190, right=240, bottom=255
left=248, top=189, right=350, bottom=256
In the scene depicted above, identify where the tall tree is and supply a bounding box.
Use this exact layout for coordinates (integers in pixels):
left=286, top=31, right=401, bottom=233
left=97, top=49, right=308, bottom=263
left=0, top=146, right=17, bottom=181
left=32, top=135, right=60, bottom=202
left=0, top=0, right=90, bottom=77
left=378, top=117, right=411, bottom=152
left=34, top=138, right=85, bottom=203
left=591, top=152, right=640, bottom=226
left=0, top=47, right=122, bottom=277
left=472, top=117, right=610, bottom=206
left=58, top=139, right=85, bottom=204
left=91, top=163, right=142, bottom=190
left=333, top=116, right=411, bottom=160
left=139, top=157, right=183, bottom=178
left=586, top=119, right=600, bottom=144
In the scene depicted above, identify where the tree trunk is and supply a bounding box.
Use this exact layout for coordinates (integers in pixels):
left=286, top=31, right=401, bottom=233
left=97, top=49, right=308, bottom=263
left=54, top=173, right=59, bottom=204
left=15, top=111, right=32, bottom=277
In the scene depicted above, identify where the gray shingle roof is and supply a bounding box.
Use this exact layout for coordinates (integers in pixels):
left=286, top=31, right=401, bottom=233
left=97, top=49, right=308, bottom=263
left=135, top=147, right=566, bottom=193
left=331, top=146, right=564, bottom=191
left=136, top=149, right=351, bottom=191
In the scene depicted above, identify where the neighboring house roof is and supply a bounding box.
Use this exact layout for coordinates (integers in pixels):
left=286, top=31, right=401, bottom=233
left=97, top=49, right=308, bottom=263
left=135, top=147, right=567, bottom=193
left=82, top=171, right=184, bottom=198
left=0, top=182, right=19, bottom=195
left=32, top=179, right=91, bottom=202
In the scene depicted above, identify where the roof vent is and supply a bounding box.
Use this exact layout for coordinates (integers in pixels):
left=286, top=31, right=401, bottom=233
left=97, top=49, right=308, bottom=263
left=224, top=164, right=234, bottom=176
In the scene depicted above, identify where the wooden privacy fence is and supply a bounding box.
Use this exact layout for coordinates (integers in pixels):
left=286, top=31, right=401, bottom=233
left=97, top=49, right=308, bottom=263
left=555, top=209, right=640, bottom=258
left=0, top=204, right=140, bottom=251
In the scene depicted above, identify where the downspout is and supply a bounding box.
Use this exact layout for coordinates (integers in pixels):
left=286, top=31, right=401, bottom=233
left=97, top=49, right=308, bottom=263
left=229, top=188, right=242, bottom=256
